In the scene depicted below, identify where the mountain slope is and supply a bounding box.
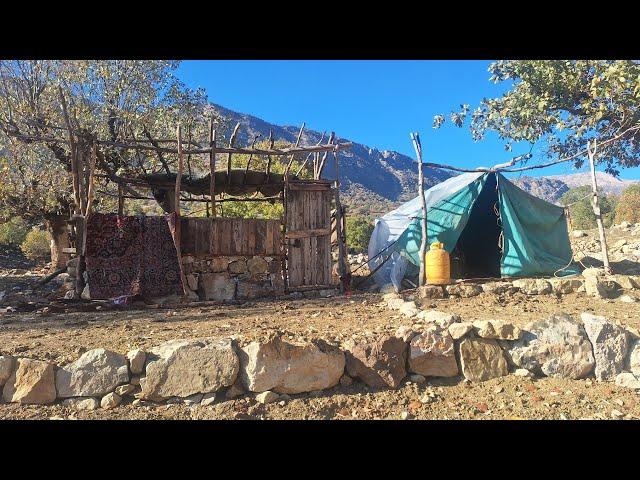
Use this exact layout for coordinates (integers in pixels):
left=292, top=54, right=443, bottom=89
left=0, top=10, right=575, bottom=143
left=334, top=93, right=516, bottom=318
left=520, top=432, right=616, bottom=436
left=513, top=172, right=639, bottom=204
left=209, top=104, right=452, bottom=214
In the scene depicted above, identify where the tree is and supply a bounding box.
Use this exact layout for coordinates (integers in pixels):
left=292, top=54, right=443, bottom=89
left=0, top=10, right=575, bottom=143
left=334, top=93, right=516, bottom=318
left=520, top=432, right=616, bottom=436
left=559, top=186, right=617, bottom=230
left=346, top=216, right=374, bottom=253
left=434, top=61, right=640, bottom=173
left=614, top=184, right=640, bottom=224
left=0, top=60, right=210, bottom=267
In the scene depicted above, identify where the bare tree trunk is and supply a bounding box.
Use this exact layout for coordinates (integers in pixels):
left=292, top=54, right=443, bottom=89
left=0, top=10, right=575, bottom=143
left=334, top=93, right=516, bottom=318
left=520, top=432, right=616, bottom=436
left=45, top=215, right=71, bottom=270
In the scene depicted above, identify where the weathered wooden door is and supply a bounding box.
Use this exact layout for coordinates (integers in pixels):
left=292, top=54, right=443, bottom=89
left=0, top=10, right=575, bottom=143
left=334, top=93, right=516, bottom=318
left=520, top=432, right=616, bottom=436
left=285, top=181, right=333, bottom=288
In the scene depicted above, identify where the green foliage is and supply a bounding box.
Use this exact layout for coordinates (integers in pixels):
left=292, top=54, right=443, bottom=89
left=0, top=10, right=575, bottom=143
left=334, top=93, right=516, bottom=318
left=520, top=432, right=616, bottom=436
left=559, top=186, right=617, bottom=230
left=434, top=60, right=640, bottom=173
left=346, top=216, right=374, bottom=253
left=614, top=184, right=640, bottom=224
left=20, top=229, right=51, bottom=262
left=0, top=217, right=30, bottom=246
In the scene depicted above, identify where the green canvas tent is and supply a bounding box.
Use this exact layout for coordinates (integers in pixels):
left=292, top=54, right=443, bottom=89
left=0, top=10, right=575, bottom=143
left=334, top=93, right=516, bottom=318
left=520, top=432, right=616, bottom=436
left=368, top=171, right=579, bottom=289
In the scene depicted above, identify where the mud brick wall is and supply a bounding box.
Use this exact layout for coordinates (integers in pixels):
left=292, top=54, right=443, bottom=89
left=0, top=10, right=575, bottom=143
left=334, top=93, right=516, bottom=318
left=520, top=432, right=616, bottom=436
left=182, top=255, right=284, bottom=301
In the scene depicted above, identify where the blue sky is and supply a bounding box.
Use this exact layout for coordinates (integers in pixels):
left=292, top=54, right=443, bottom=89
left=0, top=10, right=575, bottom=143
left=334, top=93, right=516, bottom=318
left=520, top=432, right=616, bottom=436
left=177, top=60, right=640, bottom=180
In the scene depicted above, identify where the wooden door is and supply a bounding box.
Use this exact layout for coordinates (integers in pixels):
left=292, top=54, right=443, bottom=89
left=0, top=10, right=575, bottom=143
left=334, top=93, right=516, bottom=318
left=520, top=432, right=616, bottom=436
left=285, top=182, right=333, bottom=288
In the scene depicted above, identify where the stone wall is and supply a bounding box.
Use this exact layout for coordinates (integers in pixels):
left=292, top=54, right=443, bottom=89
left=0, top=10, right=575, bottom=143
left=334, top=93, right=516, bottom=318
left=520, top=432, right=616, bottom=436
left=182, top=254, right=284, bottom=301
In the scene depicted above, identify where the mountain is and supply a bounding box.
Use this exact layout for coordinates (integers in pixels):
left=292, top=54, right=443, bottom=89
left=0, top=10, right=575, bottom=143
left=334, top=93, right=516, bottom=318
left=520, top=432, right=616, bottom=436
left=209, top=104, right=453, bottom=215
left=513, top=172, right=639, bottom=204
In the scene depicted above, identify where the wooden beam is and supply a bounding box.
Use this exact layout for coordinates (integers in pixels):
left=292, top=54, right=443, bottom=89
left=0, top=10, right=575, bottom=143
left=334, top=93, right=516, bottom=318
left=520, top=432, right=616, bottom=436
left=411, top=132, right=428, bottom=287
left=209, top=118, right=217, bottom=217
left=587, top=139, right=612, bottom=274
left=332, top=151, right=348, bottom=292
left=285, top=228, right=332, bottom=239
left=175, top=125, right=184, bottom=216
left=226, top=122, right=241, bottom=183
left=316, top=132, right=336, bottom=179
left=285, top=122, right=306, bottom=177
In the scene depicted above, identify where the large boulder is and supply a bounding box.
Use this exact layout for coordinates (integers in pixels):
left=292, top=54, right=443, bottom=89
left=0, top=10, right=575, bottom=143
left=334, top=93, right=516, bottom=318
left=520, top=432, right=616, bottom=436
left=473, top=320, right=521, bottom=340
left=55, top=348, right=129, bottom=398
left=198, top=273, right=236, bottom=301
left=458, top=338, right=509, bottom=382
left=508, top=314, right=595, bottom=379
left=2, top=358, right=56, bottom=404
left=584, top=276, right=620, bottom=299
left=549, top=278, right=584, bottom=295
left=343, top=335, right=407, bottom=389
left=408, top=326, right=458, bottom=377
left=512, top=279, right=552, bottom=295
left=140, top=338, right=238, bottom=401
left=417, top=285, right=445, bottom=299
left=581, top=313, right=629, bottom=381
left=448, top=322, right=474, bottom=340
left=630, top=339, right=640, bottom=376
left=239, top=335, right=345, bottom=394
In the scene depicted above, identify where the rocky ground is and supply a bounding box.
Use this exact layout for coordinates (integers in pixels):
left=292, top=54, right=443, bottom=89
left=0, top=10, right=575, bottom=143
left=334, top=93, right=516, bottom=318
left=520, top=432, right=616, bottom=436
left=0, top=223, right=639, bottom=420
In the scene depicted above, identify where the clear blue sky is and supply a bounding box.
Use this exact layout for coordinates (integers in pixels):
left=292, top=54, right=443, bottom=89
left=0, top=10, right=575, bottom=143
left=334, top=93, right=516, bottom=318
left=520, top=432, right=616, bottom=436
left=177, top=60, right=640, bottom=180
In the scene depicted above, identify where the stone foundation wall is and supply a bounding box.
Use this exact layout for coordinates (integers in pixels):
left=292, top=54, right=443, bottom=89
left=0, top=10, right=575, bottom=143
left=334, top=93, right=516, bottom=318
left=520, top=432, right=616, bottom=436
left=182, top=254, right=285, bottom=301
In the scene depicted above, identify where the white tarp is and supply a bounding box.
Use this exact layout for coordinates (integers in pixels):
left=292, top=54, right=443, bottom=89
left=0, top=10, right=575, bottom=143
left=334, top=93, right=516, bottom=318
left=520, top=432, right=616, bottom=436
left=367, top=171, right=485, bottom=291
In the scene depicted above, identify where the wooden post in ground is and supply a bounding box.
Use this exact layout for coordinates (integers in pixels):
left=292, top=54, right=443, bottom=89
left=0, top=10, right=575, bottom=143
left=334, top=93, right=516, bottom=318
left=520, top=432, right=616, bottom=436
left=587, top=139, right=612, bottom=274
left=332, top=151, right=348, bottom=292
left=175, top=125, right=188, bottom=295
left=411, top=132, right=428, bottom=287
left=208, top=117, right=217, bottom=217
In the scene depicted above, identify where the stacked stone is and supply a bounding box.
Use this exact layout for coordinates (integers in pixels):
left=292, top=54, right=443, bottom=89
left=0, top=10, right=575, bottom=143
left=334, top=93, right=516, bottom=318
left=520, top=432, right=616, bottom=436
left=182, top=254, right=284, bottom=301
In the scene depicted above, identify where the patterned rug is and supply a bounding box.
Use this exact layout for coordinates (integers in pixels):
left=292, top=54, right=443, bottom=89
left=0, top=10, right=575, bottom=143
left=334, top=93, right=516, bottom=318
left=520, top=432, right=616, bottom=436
left=85, top=213, right=183, bottom=300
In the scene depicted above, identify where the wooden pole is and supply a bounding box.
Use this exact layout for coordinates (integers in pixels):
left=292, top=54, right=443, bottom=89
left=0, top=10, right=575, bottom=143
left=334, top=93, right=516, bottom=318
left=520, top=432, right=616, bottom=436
left=587, top=139, right=612, bottom=274
left=208, top=118, right=217, bottom=217
left=411, top=132, right=428, bottom=286
left=175, top=125, right=184, bottom=216
left=316, top=132, right=336, bottom=179
left=285, top=123, right=306, bottom=177
left=226, top=122, right=240, bottom=183
left=118, top=184, right=124, bottom=215
left=174, top=124, right=188, bottom=295
left=332, top=151, right=348, bottom=292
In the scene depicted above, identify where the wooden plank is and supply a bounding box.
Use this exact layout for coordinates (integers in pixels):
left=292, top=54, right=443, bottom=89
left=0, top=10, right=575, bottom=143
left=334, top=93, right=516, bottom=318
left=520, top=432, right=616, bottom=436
left=287, top=183, right=332, bottom=191
left=285, top=228, right=332, bottom=239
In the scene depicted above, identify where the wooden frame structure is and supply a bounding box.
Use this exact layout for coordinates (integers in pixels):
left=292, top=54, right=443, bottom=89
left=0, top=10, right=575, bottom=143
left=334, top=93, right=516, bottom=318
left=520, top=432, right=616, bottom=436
left=49, top=116, right=353, bottom=298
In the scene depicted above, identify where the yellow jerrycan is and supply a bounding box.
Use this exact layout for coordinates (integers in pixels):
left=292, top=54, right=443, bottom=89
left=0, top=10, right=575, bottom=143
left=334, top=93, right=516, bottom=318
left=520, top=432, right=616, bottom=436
left=425, top=241, right=450, bottom=285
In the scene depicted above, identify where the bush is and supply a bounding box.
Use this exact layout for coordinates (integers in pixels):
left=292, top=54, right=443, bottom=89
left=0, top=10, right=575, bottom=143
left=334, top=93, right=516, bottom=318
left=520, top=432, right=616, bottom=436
left=614, top=184, right=640, bottom=224
left=346, top=216, right=374, bottom=254
left=0, top=217, right=30, bottom=246
left=559, top=186, right=617, bottom=230
left=20, top=229, right=51, bottom=262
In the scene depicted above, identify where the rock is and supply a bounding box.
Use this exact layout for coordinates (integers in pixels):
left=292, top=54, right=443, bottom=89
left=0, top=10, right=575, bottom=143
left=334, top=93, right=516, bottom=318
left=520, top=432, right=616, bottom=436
left=417, top=285, right=445, bottom=299
left=344, top=335, right=407, bottom=389
left=126, top=349, right=146, bottom=375
left=445, top=284, right=482, bottom=298
left=2, top=358, right=56, bottom=404
left=584, top=276, right=620, bottom=299
left=81, top=284, right=91, bottom=300
left=514, top=368, right=535, bottom=378
left=62, top=397, right=99, bottom=411
left=512, top=279, right=552, bottom=295
left=199, top=273, right=236, bottom=301
left=613, top=275, right=640, bottom=290
left=398, top=301, right=420, bottom=318
left=247, top=257, right=268, bottom=275
left=183, top=393, right=203, bottom=405
left=225, top=382, right=245, bottom=399
left=55, top=348, right=129, bottom=398
left=615, top=372, right=640, bottom=390
left=100, top=392, right=121, bottom=409
left=549, top=278, right=584, bottom=295
left=201, top=392, right=217, bottom=406
left=448, top=322, right=474, bottom=340
left=473, top=320, right=522, bottom=340
left=509, top=313, right=595, bottom=379
left=408, top=326, right=458, bottom=377
left=458, top=338, right=509, bottom=382
left=339, top=374, right=353, bottom=387
left=141, top=338, right=239, bottom=401
left=619, top=294, right=637, bottom=303
left=481, top=282, right=517, bottom=295
left=0, top=355, right=15, bottom=386
left=228, top=259, right=248, bottom=274
left=239, top=335, right=344, bottom=394
left=256, top=390, right=279, bottom=404
left=573, top=230, right=587, bottom=238
left=416, top=310, right=460, bottom=329
left=115, top=384, right=136, bottom=396
left=184, top=274, right=198, bottom=291
left=386, top=297, right=406, bottom=310
left=630, top=340, right=640, bottom=376
left=395, top=325, right=418, bottom=343
left=581, top=313, right=629, bottom=381
left=408, top=374, right=426, bottom=383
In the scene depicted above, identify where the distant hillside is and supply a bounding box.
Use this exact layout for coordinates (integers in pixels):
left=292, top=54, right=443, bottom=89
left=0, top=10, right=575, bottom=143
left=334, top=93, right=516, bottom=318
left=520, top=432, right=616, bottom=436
left=513, top=172, right=639, bottom=204
left=209, top=104, right=452, bottom=215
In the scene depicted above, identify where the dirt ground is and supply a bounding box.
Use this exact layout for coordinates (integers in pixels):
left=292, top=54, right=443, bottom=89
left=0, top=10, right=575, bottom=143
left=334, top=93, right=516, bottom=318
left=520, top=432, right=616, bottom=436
left=1, top=288, right=639, bottom=420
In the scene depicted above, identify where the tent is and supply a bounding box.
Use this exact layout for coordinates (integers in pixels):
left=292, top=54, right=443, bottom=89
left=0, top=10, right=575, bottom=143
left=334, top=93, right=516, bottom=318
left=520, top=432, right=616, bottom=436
left=368, top=171, right=579, bottom=290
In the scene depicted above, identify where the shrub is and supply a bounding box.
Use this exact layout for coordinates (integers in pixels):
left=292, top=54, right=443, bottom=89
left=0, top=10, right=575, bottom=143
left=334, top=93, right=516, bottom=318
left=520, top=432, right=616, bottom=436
left=0, top=217, right=30, bottom=246
left=20, top=228, right=51, bottom=262
left=346, top=216, right=374, bottom=254
left=614, top=184, right=640, bottom=224
left=559, top=186, right=617, bottom=230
